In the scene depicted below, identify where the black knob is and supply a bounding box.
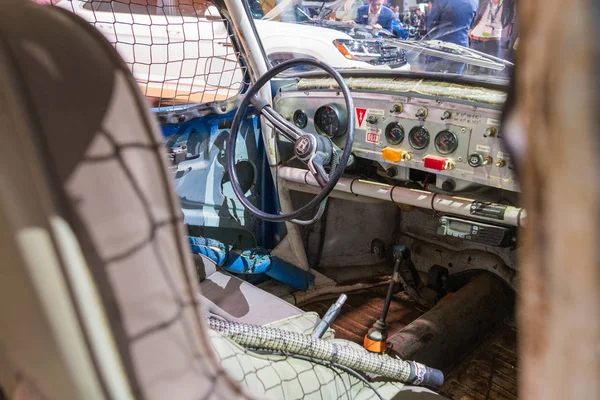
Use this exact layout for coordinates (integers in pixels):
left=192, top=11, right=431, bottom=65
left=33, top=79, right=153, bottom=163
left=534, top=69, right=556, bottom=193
left=366, top=115, right=378, bottom=124
left=468, top=153, right=484, bottom=167
left=441, top=179, right=456, bottom=191
left=386, top=167, right=398, bottom=178
left=468, top=153, right=492, bottom=167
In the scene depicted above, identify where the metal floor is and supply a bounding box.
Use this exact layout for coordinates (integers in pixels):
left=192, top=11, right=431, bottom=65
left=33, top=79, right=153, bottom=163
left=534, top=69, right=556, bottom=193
left=302, top=291, right=518, bottom=400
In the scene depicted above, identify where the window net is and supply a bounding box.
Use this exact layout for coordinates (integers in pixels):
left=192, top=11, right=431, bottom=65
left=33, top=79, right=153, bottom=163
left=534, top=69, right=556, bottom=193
left=52, top=0, right=247, bottom=107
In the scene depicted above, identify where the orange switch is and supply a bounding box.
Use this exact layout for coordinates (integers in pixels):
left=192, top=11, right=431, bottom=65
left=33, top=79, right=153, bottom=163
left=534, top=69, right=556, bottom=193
left=382, top=147, right=411, bottom=163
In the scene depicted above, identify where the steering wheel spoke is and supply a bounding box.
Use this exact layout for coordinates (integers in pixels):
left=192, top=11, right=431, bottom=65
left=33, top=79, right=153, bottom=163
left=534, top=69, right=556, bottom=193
left=251, top=95, right=302, bottom=142
left=307, top=152, right=330, bottom=188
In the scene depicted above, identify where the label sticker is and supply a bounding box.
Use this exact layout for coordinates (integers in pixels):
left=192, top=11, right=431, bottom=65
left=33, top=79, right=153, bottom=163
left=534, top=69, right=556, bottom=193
left=470, top=201, right=506, bottom=220
left=452, top=112, right=482, bottom=124
left=367, top=108, right=385, bottom=116
left=366, top=131, right=380, bottom=144
left=356, top=107, right=367, bottom=128
left=487, top=117, right=501, bottom=126
left=476, top=144, right=491, bottom=153
left=497, top=151, right=510, bottom=160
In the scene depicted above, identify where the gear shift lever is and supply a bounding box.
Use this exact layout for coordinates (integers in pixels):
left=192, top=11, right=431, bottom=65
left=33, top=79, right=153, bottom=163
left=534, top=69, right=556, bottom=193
left=363, top=245, right=419, bottom=353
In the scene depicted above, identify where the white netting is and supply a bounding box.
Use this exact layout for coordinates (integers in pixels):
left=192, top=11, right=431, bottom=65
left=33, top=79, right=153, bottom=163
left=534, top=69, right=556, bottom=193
left=53, top=0, right=247, bottom=107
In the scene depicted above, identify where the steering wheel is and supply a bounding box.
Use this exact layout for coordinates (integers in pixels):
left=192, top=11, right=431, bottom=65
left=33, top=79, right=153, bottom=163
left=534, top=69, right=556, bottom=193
left=227, top=58, right=355, bottom=222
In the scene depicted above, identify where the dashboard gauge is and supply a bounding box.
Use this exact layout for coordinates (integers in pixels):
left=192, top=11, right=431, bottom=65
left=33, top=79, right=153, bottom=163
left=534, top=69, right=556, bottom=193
left=314, top=103, right=347, bottom=138
left=409, top=126, right=430, bottom=150
left=293, top=109, right=308, bottom=129
left=434, top=130, right=459, bottom=154
left=385, top=122, right=405, bottom=145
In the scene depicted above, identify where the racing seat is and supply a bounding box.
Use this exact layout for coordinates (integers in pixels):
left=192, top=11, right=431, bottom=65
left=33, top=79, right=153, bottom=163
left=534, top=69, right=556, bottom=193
left=0, top=1, right=444, bottom=398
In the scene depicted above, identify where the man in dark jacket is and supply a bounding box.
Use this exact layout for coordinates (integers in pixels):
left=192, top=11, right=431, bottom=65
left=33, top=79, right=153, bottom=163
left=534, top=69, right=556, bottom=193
left=354, top=0, right=397, bottom=31
left=427, top=0, right=478, bottom=48
left=469, top=0, right=516, bottom=74
left=425, top=0, right=478, bottom=73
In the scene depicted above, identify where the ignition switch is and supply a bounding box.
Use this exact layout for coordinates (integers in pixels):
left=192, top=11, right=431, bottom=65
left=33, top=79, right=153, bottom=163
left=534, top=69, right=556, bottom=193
left=468, top=153, right=493, bottom=167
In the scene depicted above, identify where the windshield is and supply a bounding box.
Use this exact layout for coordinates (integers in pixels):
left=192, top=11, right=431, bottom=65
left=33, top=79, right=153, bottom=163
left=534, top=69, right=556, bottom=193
left=248, top=0, right=516, bottom=81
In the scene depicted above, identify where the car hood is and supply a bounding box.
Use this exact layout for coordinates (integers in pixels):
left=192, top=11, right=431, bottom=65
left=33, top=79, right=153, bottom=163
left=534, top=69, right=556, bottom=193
left=302, top=20, right=381, bottom=39
left=254, top=19, right=353, bottom=41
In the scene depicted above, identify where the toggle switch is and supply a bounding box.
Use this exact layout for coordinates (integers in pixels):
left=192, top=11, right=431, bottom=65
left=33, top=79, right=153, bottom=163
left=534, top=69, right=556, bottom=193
left=483, top=127, right=498, bottom=138
left=415, top=107, right=428, bottom=119
left=391, top=104, right=403, bottom=113
left=366, top=115, right=379, bottom=124
left=423, top=155, right=455, bottom=171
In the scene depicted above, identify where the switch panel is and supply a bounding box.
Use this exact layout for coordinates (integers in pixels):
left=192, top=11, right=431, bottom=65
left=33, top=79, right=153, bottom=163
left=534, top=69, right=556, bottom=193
left=274, top=91, right=519, bottom=192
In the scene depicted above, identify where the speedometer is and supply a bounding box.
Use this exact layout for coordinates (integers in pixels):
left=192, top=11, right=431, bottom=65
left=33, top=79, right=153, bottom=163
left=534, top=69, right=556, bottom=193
left=314, top=104, right=347, bottom=138
left=409, top=126, right=430, bottom=150
left=434, top=130, right=458, bottom=154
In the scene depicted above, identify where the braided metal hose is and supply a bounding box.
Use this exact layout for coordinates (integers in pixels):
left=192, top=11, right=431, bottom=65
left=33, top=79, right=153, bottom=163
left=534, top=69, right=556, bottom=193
left=207, top=317, right=444, bottom=389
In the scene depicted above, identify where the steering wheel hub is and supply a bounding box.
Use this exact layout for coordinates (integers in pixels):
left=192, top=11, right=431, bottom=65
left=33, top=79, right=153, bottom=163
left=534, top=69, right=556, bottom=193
left=295, top=134, right=316, bottom=161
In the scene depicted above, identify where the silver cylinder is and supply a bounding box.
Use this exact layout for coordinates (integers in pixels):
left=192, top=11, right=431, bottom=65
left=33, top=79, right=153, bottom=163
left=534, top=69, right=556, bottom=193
left=279, top=166, right=526, bottom=227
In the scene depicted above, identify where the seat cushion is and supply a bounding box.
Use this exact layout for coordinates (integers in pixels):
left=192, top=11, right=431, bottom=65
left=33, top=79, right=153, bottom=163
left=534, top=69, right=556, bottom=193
left=196, top=254, right=305, bottom=325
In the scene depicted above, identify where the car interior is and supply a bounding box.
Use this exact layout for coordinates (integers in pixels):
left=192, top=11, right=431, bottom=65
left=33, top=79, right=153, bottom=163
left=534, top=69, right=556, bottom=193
left=0, top=0, right=598, bottom=400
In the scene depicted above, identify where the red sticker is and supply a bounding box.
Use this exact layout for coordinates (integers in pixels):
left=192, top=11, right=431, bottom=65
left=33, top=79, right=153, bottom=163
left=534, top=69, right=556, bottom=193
left=366, top=132, right=380, bottom=143
left=355, top=107, right=367, bottom=128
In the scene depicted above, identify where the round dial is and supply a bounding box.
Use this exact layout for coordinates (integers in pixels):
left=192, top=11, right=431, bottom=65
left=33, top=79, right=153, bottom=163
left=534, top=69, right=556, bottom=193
left=409, top=126, right=430, bottom=150
left=314, top=104, right=347, bottom=138
left=385, top=122, right=405, bottom=145
left=293, top=109, right=308, bottom=129
left=434, top=130, right=458, bottom=154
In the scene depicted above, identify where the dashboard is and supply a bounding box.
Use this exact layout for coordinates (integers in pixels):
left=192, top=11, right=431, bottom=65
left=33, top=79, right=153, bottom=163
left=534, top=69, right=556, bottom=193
left=274, top=77, right=519, bottom=193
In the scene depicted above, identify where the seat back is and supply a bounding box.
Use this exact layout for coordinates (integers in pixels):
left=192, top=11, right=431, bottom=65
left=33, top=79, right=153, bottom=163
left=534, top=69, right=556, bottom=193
left=0, top=2, right=248, bottom=399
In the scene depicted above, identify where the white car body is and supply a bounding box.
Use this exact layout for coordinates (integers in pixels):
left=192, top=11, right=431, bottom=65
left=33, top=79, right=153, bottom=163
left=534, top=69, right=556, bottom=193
left=56, top=0, right=381, bottom=104
left=255, top=20, right=380, bottom=70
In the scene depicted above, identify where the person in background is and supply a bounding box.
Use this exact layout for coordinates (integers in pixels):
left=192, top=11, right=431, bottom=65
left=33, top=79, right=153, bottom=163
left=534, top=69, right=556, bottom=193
left=426, top=0, right=478, bottom=73
left=413, top=8, right=427, bottom=37
left=353, top=0, right=397, bottom=31
left=468, top=0, right=516, bottom=74
left=393, top=5, right=401, bottom=19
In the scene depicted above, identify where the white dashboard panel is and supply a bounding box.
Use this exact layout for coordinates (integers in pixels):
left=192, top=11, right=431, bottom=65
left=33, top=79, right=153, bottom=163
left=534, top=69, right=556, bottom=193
left=274, top=90, right=519, bottom=192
